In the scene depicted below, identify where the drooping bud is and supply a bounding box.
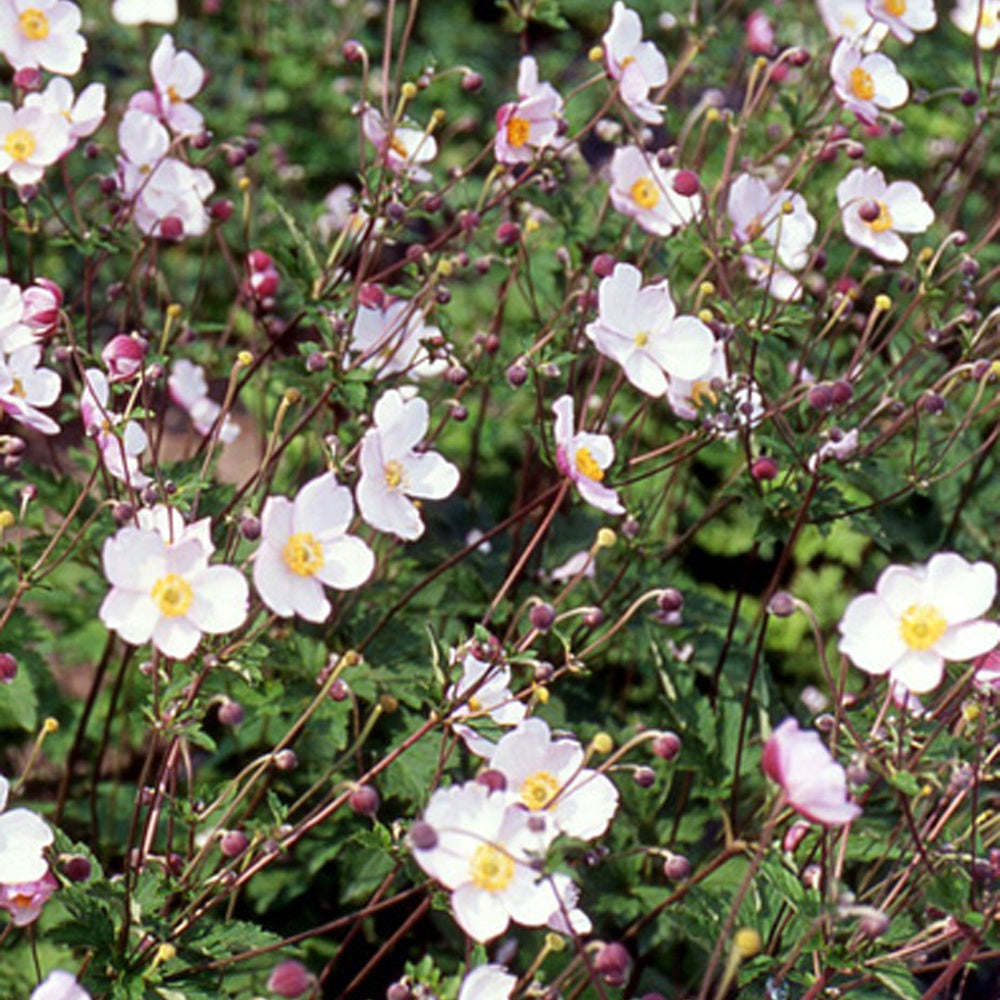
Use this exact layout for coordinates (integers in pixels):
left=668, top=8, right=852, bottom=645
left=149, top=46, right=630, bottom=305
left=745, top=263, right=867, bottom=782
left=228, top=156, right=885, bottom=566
left=267, top=959, right=316, bottom=998
left=651, top=731, right=681, bottom=760
left=349, top=785, right=380, bottom=818
left=408, top=821, right=438, bottom=851
left=219, top=830, right=249, bottom=858
left=594, top=942, right=631, bottom=987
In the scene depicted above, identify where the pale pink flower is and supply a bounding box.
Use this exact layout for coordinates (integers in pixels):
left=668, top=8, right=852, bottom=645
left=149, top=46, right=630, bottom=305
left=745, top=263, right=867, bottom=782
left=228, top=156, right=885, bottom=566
left=0, top=344, right=60, bottom=435
left=21, top=277, right=62, bottom=340
left=30, top=971, right=91, bottom=1000
left=112, top=0, right=177, bottom=25
left=547, top=549, right=596, bottom=583
left=0, top=870, right=56, bottom=925
left=808, top=428, right=859, bottom=472
left=410, top=781, right=578, bottom=942
left=99, top=525, right=248, bottom=659
left=973, top=648, right=1000, bottom=690
left=0, top=0, right=86, bottom=75
left=552, top=394, right=624, bottom=515
left=356, top=389, right=460, bottom=541
left=585, top=263, right=715, bottom=397
left=362, top=108, right=437, bottom=182
left=317, top=183, right=373, bottom=241
left=816, top=0, right=889, bottom=50
left=602, top=2, right=668, bottom=124
left=837, top=166, right=933, bottom=262
left=666, top=340, right=728, bottom=421
left=951, top=0, right=1000, bottom=46
left=136, top=504, right=214, bottom=554
left=867, top=0, right=937, bottom=42
left=0, top=278, right=30, bottom=352
left=79, top=368, right=150, bottom=488
left=253, top=472, right=374, bottom=622
left=101, top=333, right=148, bottom=382
left=546, top=872, right=593, bottom=936
left=488, top=717, right=620, bottom=843
left=25, top=77, right=106, bottom=151
left=448, top=647, right=527, bottom=755
left=168, top=358, right=239, bottom=443
left=740, top=255, right=804, bottom=303
left=129, top=34, right=205, bottom=136
left=0, top=100, right=70, bottom=186
left=830, top=41, right=908, bottom=122
left=762, top=718, right=861, bottom=826
left=349, top=297, right=448, bottom=379
left=0, top=774, right=54, bottom=884
left=458, top=965, right=517, bottom=1000
left=839, top=552, right=1000, bottom=693
left=745, top=10, right=776, bottom=53
left=609, top=145, right=701, bottom=237
left=727, top=174, right=817, bottom=272
left=494, top=56, right=564, bottom=165
left=266, top=960, right=315, bottom=999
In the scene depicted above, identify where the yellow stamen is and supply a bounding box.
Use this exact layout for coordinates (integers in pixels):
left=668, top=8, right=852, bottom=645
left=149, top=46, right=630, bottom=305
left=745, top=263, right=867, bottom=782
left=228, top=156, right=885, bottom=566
left=866, top=201, right=893, bottom=233
left=151, top=574, right=193, bottom=618
left=634, top=331, right=650, bottom=348
left=575, top=447, right=604, bottom=482
left=506, top=116, right=530, bottom=148
left=691, top=380, right=718, bottom=408
left=9, top=378, right=25, bottom=398
left=849, top=67, right=875, bottom=101
left=18, top=8, right=49, bottom=40
left=885, top=0, right=906, bottom=15
left=384, top=459, right=405, bottom=489
left=3, top=129, right=35, bottom=163
left=469, top=843, right=515, bottom=891
left=630, top=177, right=660, bottom=210
left=520, top=770, right=561, bottom=811
left=166, top=85, right=183, bottom=104
left=282, top=532, right=324, bottom=577
left=899, top=604, right=946, bottom=651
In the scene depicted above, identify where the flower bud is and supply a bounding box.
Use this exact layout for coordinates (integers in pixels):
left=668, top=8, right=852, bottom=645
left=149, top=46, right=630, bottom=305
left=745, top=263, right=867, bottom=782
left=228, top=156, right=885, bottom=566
left=496, top=221, right=521, bottom=246
left=267, top=959, right=316, bottom=998
left=476, top=769, right=508, bottom=794
left=273, top=749, right=298, bottom=771
left=529, top=602, right=556, bottom=632
left=506, top=362, right=528, bottom=387
left=768, top=591, right=795, bottom=617
left=61, top=855, right=92, bottom=882
left=217, top=698, right=245, bottom=727
left=159, top=216, right=184, bottom=241
left=921, top=391, right=945, bottom=415
left=409, top=821, right=438, bottom=850
left=782, top=819, right=810, bottom=853
left=461, top=71, right=484, bottom=92
left=102, top=334, right=149, bottom=382
left=830, top=380, right=853, bottom=406
left=652, top=731, right=681, bottom=760
left=386, top=984, right=411, bottom=1000
left=859, top=909, right=890, bottom=939
left=13, top=67, right=43, bottom=90
left=594, top=942, right=631, bottom=987
left=350, top=785, right=380, bottom=818
left=220, top=830, right=249, bottom=858
left=0, top=653, right=17, bottom=684
left=662, top=851, right=691, bottom=879
left=22, top=278, right=62, bottom=338
left=807, top=384, right=834, bottom=411
left=634, top=766, right=656, bottom=788
left=751, top=455, right=778, bottom=481
left=745, top=11, right=775, bottom=55
left=672, top=169, right=700, bottom=197
left=342, top=38, right=363, bottom=62
left=592, top=253, right=617, bottom=278
left=209, top=198, right=234, bottom=222
left=657, top=589, right=684, bottom=614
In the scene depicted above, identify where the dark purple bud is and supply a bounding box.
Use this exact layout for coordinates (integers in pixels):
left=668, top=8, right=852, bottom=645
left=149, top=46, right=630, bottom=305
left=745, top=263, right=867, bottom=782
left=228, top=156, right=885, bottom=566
left=662, top=852, right=691, bottom=880
left=330, top=678, right=350, bottom=702
left=594, top=942, right=631, bottom=987
left=446, top=365, right=468, bottom=386
left=921, top=392, right=945, bottom=415
left=807, top=384, right=834, bottom=411
left=451, top=404, right=468, bottom=422
left=529, top=602, right=556, bottom=632
left=506, top=362, right=528, bottom=387
left=306, top=352, right=328, bottom=372
left=405, top=243, right=427, bottom=263
left=225, top=146, right=246, bottom=168
left=786, top=46, right=810, bottom=66
left=652, top=731, right=681, bottom=760
left=960, top=88, right=978, bottom=106
left=657, top=589, right=684, bottom=614
left=459, top=209, right=481, bottom=232
left=461, top=71, right=484, bottom=93
left=592, top=253, right=616, bottom=278
left=634, top=766, right=656, bottom=788
left=350, top=785, right=380, bottom=818
left=483, top=333, right=500, bottom=355
left=830, top=380, right=853, bottom=406
left=217, top=698, right=245, bottom=727
left=0, top=653, right=17, bottom=684
left=672, top=169, right=700, bottom=197
left=496, top=221, right=521, bottom=246
left=768, top=591, right=795, bottom=617
left=239, top=513, right=261, bottom=541
left=342, top=39, right=363, bottom=62
left=409, top=821, right=438, bottom=850
left=751, top=456, right=778, bottom=481
left=533, top=661, right=554, bottom=683
left=61, top=855, right=92, bottom=882
left=424, top=194, right=443, bottom=213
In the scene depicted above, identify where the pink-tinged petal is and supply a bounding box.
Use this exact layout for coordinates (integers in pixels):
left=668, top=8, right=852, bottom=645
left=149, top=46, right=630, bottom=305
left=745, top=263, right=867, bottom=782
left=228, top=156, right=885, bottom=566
left=315, top=535, right=374, bottom=590
left=874, top=564, right=927, bottom=616
left=99, top=587, right=159, bottom=646
left=838, top=593, right=906, bottom=674
left=260, top=495, right=294, bottom=545
left=551, top=395, right=574, bottom=448
left=934, top=621, right=1000, bottom=662
left=925, top=553, right=996, bottom=623
left=451, top=884, right=511, bottom=942
left=151, top=616, right=202, bottom=659
left=103, top=528, right=164, bottom=588
left=253, top=541, right=298, bottom=617
left=295, top=472, right=354, bottom=536
left=889, top=650, right=945, bottom=694
left=402, top=451, right=460, bottom=500
left=357, top=475, right=423, bottom=540
left=575, top=475, right=625, bottom=515
left=557, top=770, right=620, bottom=840
left=186, top=565, right=248, bottom=634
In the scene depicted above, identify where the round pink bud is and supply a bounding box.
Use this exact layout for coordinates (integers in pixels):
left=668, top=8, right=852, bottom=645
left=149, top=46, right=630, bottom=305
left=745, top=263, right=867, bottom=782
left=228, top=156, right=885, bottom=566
left=506, top=362, right=528, bottom=387
left=652, top=731, right=681, bottom=760
left=583, top=607, right=604, bottom=628
left=592, top=253, right=617, bottom=278
left=13, top=67, right=43, bottom=90
left=745, top=10, right=775, bottom=55
left=807, top=384, right=834, bottom=411
left=662, top=852, right=691, bottom=880
left=858, top=201, right=882, bottom=223
left=529, top=602, right=556, bottom=632
left=217, top=698, right=245, bottom=727
left=250, top=269, right=280, bottom=298
left=634, top=766, right=656, bottom=788
left=358, top=283, right=385, bottom=310
left=657, top=589, right=684, bottom=614
left=830, top=380, right=853, bottom=406
left=859, top=910, right=890, bottom=939
left=386, top=985, right=412, bottom=1000
left=247, top=249, right=273, bottom=272
left=768, top=591, right=795, bottom=618
left=409, top=821, right=438, bottom=851
left=239, top=513, right=261, bottom=541
left=330, top=678, right=350, bottom=702
left=594, top=942, right=631, bottom=987
left=476, top=769, right=508, bottom=794
left=273, top=749, right=298, bottom=771
left=220, top=830, right=249, bottom=858
left=0, top=653, right=17, bottom=684
left=496, top=221, right=521, bottom=246
left=461, top=71, right=484, bottom=93
left=267, top=959, right=316, bottom=998
left=751, top=456, right=778, bottom=481
left=209, top=199, right=234, bottom=222
left=786, top=47, right=810, bottom=66
left=349, top=785, right=380, bottom=818
left=102, top=334, right=148, bottom=382
left=159, top=216, right=184, bottom=241
left=672, top=170, right=700, bottom=197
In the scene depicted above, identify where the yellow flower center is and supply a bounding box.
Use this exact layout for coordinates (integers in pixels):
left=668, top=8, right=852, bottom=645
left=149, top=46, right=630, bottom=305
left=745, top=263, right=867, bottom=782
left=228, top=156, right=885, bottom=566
left=282, top=531, right=324, bottom=577
left=384, top=459, right=406, bottom=490
left=982, top=7, right=997, bottom=27
left=849, top=67, right=875, bottom=101
left=9, top=377, right=25, bottom=398
left=167, top=85, right=183, bottom=104
left=866, top=201, right=893, bottom=233
left=389, top=136, right=410, bottom=159
left=520, top=770, right=561, bottom=811
left=634, top=331, right=650, bottom=348
left=575, top=446, right=604, bottom=482
left=152, top=574, right=194, bottom=618
left=506, top=116, right=530, bottom=148
left=630, top=177, right=660, bottom=209
left=885, top=0, right=906, bottom=15
left=3, top=129, right=36, bottom=163
left=899, top=603, right=947, bottom=651
left=469, top=843, right=515, bottom=892
left=691, top=379, right=718, bottom=408
left=18, top=8, right=49, bottom=40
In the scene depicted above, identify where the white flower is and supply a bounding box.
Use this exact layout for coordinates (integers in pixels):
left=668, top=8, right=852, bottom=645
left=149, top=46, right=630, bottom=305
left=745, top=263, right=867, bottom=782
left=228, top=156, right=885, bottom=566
left=128, top=34, right=205, bottom=136
left=253, top=472, right=374, bottom=622
left=457, top=965, right=516, bottom=1000
left=837, top=166, right=933, bottom=262
left=356, top=389, right=459, bottom=541
left=838, top=552, right=1000, bottom=693
left=0, top=344, right=60, bottom=435
left=0, top=774, right=53, bottom=885
left=867, top=0, right=937, bottom=42
left=448, top=647, right=527, bottom=755
left=552, top=394, right=624, bottom=515
left=79, top=368, right=150, bottom=487
left=349, top=297, right=448, bottom=380
left=808, top=428, right=859, bottom=472
left=410, top=781, right=576, bottom=942
left=317, top=183, right=372, bottom=241
left=666, top=339, right=728, bottom=421
left=112, top=0, right=177, bottom=25
left=488, top=718, right=620, bottom=843
left=0, top=100, right=70, bottom=186
left=362, top=108, right=437, bottom=182
left=0, top=0, right=86, bottom=75
left=609, top=145, right=701, bottom=237
left=168, top=358, right=239, bottom=443
left=816, top=0, right=889, bottom=50
left=25, top=77, right=105, bottom=152
left=0, top=278, right=31, bottom=353
left=740, top=255, right=804, bottom=303
left=136, top=503, right=214, bottom=554
left=99, top=525, right=248, bottom=659
left=585, top=263, right=715, bottom=397
left=494, top=56, right=564, bottom=165
left=727, top=174, right=817, bottom=272
left=830, top=41, right=908, bottom=122
left=951, top=0, right=1000, bottom=46
left=30, top=970, right=91, bottom=1000
left=602, top=1, right=668, bottom=124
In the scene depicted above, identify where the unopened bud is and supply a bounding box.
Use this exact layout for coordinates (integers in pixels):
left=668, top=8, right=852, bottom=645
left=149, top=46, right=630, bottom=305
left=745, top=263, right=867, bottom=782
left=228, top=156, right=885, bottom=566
left=349, top=785, right=380, bottom=818
left=733, top=928, right=762, bottom=959
left=768, top=592, right=795, bottom=617
left=529, top=602, right=556, bottom=632
left=652, top=731, right=681, bottom=760
left=409, top=821, right=438, bottom=850
left=593, top=253, right=617, bottom=278
left=220, top=830, right=248, bottom=858
left=662, top=851, right=691, bottom=879
left=0, top=653, right=16, bottom=684
left=751, top=455, right=778, bottom=481
left=267, top=959, right=316, bottom=998
left=594, top=942, right=631, bottom=987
